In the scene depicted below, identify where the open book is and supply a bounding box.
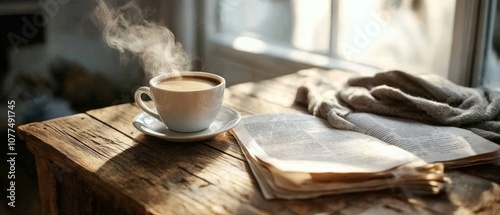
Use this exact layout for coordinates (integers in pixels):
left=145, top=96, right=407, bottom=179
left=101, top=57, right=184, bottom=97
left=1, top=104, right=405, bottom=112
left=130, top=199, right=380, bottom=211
left=230, top=113, right=500, bottom=199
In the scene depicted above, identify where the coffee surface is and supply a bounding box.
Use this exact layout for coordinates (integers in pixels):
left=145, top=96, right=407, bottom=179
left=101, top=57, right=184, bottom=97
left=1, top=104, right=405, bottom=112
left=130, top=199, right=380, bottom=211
left=156, top=76, right=219, bottom=91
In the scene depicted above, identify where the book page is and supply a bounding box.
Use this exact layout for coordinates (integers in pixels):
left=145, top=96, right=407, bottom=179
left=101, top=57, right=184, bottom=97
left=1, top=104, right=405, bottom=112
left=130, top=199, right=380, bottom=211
left=232, top=114, right=422, bottom=173
left=344, top=113, right=500, bottom=163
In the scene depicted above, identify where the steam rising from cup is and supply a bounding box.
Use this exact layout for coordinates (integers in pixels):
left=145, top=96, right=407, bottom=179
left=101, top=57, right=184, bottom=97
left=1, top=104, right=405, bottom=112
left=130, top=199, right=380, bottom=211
left=92, top=1, right=191, bottom=78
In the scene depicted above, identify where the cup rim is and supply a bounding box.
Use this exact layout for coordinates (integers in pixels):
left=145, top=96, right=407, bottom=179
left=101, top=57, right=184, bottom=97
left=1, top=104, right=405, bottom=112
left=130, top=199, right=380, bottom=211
left=149, top=71, right=225, bottom=92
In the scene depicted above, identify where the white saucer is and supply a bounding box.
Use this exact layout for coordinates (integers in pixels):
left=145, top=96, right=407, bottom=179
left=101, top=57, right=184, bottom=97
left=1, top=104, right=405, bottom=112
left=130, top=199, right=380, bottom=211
left=132, top=106, right=241, bottom=142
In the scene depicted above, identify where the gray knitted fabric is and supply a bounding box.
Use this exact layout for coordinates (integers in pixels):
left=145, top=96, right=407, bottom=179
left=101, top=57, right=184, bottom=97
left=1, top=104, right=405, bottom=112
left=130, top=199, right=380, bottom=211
left=295, top=70, right=500, bottom=144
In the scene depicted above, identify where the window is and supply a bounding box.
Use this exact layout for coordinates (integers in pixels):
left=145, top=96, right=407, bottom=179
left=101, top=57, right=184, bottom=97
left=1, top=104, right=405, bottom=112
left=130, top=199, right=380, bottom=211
left=203, top=0, right=498, bottom=87
left=218, top=0, right=332, bottom=55
left=336, top=0, right=455, bottom=79
left=482, top=1, right=500, bottom=87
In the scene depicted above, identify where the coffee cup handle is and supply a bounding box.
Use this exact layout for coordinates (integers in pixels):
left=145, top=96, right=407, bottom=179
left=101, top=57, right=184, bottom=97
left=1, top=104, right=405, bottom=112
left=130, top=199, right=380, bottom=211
left=134, top=86, right=162, bottom=122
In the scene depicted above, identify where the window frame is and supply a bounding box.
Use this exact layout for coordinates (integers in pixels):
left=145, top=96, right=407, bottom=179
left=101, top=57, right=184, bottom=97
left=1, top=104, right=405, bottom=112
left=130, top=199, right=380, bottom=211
left=202, top=0, right=495, bottom=87
left=202, top=0, right=379, bottom=85
left=448, top=0, right=496, bottom=86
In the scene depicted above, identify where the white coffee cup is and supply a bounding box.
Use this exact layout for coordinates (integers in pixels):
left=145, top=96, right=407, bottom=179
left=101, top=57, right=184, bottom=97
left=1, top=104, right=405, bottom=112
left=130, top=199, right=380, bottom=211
left=134, top=72, right=225, bottom=132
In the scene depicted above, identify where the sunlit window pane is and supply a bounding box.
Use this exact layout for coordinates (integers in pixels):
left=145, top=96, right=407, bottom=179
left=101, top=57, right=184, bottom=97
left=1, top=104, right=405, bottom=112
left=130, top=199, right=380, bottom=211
left=336, top=0, right=456, bottom=77
left=215, top=0, right=458, bottom=78
left=217, top=0, right=331, bottom=54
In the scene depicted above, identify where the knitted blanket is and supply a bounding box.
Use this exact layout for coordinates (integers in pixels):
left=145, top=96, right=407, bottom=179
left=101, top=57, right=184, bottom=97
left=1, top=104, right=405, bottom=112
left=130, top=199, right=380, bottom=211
left=295, top=69, right=500, bottom=143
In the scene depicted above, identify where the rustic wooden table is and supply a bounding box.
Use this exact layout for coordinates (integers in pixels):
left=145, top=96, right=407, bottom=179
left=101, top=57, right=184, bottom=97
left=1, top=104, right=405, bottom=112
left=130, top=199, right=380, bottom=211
left=18, top=70, right=500, bottom=215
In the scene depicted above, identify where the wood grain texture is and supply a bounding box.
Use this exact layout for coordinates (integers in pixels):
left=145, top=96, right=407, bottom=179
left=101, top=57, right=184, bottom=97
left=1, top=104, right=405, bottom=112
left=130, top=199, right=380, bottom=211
left=229, top=80, right=299, bottom=107
left=34, top=155, right=58, bottom=215
left=59, top=170, right=135, bottom=215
